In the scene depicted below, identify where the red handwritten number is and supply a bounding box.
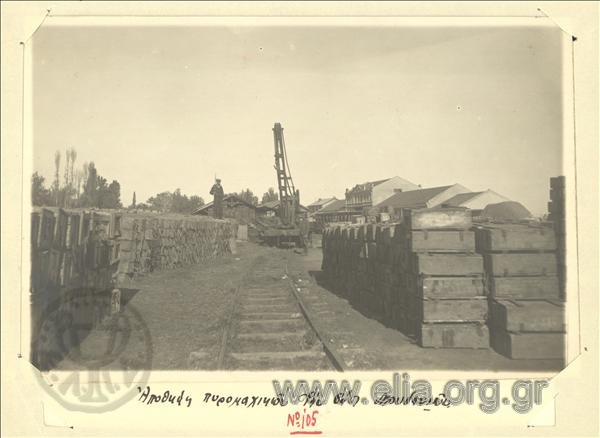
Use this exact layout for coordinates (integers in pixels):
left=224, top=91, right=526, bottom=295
left=287, top=410, right=321, bottom=435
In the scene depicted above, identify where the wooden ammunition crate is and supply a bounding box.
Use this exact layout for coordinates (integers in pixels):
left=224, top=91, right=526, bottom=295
left=490, top=331, right=565, bottom=359
left=401, top=229, right=476, bottom=253
left=410, top=296, right=488, bottom=323
left=419, top=323, right=489, bottom=349
left=484, top=253, right=557, bottom=277
left=490, top=276, right=560, bottom=300
left=408, top=276, right=485, bottom=298
left=405, top=207, right=472, bottom=230
left=475, top=224, right=556, bottom=252
left=408, top=253, right=484, bottom=276
left=489, top=299, right=565, bottom=332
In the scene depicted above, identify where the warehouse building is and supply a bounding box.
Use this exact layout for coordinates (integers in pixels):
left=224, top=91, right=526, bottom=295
left=441, top=189, right=510, bottom=217
left=373, top=183, right=470, bottom=220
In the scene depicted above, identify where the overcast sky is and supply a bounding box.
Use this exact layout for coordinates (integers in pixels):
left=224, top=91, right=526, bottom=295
left=32, top=24, right=564, bottom=215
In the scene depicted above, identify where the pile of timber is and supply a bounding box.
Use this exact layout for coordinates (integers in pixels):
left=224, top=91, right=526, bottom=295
left=30, top=208, right=122, bottom=333
left=548, top=176, right=566, bottom=299
left=116, top=213, right=237, bottom=282
left=476, top=222, right=565, bottom=360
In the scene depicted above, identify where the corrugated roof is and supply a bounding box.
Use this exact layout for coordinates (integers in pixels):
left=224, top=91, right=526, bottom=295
left=314, top=199, right=347, bottom=214
left=375, top=185, right=453, bottom=209
left=442, top=191, right=484, bottom=207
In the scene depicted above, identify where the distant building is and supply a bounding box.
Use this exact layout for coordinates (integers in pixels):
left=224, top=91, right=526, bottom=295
left=255, top=200, right=279, bottom=217
left=192, top=194, right=256, bottom=224
left=307, top=197, right=338, bottom=213
left=441, top=189, right=510, bottom=216
left=313, top=199, right=362, bottom=229
left=256, top=200, right=309, bottom=218
left=345, top=176, right=419, bottom=212
left=374, top=183, right=471, bottom=220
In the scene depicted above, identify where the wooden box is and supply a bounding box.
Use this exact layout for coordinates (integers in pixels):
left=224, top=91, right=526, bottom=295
left=491, top=276, right=560, bottom=300
left=410, top=253, right=484, bottom=276
left=409, top=276, right=485, bottom=298
left=419, top=323, right=489, bottom=349
left=412, top=297, right=488, bottom=323
left=489, top=299, right=565, bottom=332
left=484, top=253, right=557, bottom=277
left=490, top=331, right=565, bottom=359
left=475, top=224, right=556, bottom=252
left=403, top=229, right=475, bottom=253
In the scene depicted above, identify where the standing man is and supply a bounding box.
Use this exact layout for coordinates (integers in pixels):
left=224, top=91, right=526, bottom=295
left=210, top=178, right=224, bottom=219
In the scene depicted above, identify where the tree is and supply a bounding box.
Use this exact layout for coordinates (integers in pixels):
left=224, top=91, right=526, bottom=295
left=189, top=195, right=204, bottom=212
left=52, top=150, right=61, bottom=205
left=237, top=188, right=258, bottom=206
left=261, top=187, right=278, bottom=204
left=146, top=191, right=173, bottom=213
left=132, top=192, right=137, bottom=208
left=80, top=162, right=98, bottom=207
left=31, top=172, right=53, bottom=206
left=146, top=190, right=204, bottom=214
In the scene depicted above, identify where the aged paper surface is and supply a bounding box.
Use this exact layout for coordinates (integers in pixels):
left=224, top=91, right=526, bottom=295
left=1, top=1, right=598, bottom=436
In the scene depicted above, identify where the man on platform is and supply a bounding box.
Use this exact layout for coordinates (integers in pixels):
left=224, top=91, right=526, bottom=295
left=210, top=178, right=224, bottom=219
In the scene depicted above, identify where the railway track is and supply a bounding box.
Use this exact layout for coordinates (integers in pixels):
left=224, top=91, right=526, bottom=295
left=216, top=252, right=348, bottom=371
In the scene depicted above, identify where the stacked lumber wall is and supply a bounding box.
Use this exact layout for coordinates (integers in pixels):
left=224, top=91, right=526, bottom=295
left=116, top=213, right=237, bottom=282
left=477, top=223, right=565, bottom=360
left=322, top=208, right=565, bottom=354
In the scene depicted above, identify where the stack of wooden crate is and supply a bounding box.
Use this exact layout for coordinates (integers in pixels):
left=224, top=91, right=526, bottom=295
left=548, top=176, right=566, bottom=300
left=398, top=208, right=489, bottom=348
left=321, top=208, right=490, bottom=349
left=476, top=223, right=565, bottom=360
left=30, top=208, right=122, bottom=336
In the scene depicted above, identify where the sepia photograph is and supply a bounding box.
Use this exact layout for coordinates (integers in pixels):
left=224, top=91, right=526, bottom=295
left=2, top=2, right=599, bottom=436
left=28, top=20, right=570, bottom=376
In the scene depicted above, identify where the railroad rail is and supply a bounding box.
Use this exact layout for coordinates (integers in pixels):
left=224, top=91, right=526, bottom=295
left=215, top=252, right=348, bottom=371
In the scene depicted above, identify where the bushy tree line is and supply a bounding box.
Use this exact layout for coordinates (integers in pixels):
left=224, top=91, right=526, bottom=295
left=142, top=189, right=204, bottom=214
